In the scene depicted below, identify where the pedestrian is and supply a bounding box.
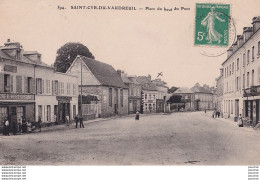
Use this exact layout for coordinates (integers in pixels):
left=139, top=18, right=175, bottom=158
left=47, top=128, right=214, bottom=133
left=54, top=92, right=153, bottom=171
left=238, top=114, right=243, bottom=127
left=3, top=118, right=7, bottom=135
left=66, top=115, right=70, bottom=126
left=212, top=110, right=216, bottom=118
left=5, top=119, right=10, bottom=136
left=38, top=117, right=42, bottom=132
left=217, top=111, right=220, bottom=118
left=27, top=120, right=32, bottom=133
left=75, top=114, right=79, bottom=128
left=79, top=115, right=84, bottom=128
left=205, top=109, right=207, bottom=113
left=17, top=118, right=22, bottom=133
left=12, top=120, right=17, bottom=135
left=135, top=111, right=139, bottom=120
left=22, top=118, right=27, bottom=133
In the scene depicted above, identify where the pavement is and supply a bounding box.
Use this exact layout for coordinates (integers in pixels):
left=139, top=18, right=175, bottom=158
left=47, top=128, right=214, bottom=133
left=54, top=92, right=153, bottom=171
left=1, top=111, right=260, bottom=165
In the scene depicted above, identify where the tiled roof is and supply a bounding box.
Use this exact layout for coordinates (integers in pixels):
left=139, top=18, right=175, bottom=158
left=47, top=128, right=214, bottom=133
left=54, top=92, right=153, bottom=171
left=173, top=87, right=193, bottom=94
left=79, top=55, right=126, bottom=88
left=191, top=86, right=212, bottom=94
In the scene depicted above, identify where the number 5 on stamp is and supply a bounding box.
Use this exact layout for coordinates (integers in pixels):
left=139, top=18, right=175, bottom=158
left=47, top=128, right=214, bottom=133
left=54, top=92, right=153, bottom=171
left=194, top=3, right=230, bottom=46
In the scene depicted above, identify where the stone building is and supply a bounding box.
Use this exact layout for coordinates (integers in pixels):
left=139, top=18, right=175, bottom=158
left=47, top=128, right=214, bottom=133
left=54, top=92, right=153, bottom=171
left=0, top=40, right=78, bottom=132
left=222, top=16, right=260, bottom=126
left=172, top=87, right=195, bottom=111
left=66, top=55, right=128, bottom=118
left=191, top=83, right=214, bottom=111
left=152, top=79, right=169, bottom=112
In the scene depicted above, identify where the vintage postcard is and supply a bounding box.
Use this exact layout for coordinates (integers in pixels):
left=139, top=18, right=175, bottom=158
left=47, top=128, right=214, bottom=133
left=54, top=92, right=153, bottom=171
left=0, top=0, right=260, bottom=179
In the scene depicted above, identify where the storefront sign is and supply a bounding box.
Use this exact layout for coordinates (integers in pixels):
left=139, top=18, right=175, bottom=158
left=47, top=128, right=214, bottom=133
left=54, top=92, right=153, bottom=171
left=4, top=65, right=17, bottom=73
left=0, top=93, right=34, bottom=100
left=57, top=96, right=72, bottom=103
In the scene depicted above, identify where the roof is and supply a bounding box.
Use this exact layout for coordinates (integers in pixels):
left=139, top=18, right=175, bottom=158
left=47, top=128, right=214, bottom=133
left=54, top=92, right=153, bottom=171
left=127, top=76, right=141, bottom=84
left=173, top=87, right=194, bottom=94
left=142, top=83, right=157, bottom=91
left=23, top=51, right=40, bottom=55
left=121, top=73, right=133, bottom=84
left=79, top=55, right=126, bottom=88
left=191, top=86, right=213, bottom=94
left=136, top=76, right=151, bottom=84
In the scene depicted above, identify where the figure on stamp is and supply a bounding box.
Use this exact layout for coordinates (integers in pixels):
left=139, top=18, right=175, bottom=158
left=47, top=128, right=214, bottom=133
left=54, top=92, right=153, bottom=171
left=201, top=7, right=225, bottom=44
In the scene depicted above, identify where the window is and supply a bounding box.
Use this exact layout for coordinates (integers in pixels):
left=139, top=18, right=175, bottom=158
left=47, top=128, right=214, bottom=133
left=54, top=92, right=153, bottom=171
left=0, top=107, right=8, bottom=124
left=243, top=74, right=245, bottom=89
left=46, top=105, right=51, bottom=122
left=232, top=62, right=234, bottom=73
left=73, top=84, right=76, bottom=95
left=252, top=46, right=255, bottom=61
left=247, top=72, right=250, bottom=88
left=4, top=74, right=12, bottom=92
left=16, top=75, right=22, bottom=93
left=46, top=80, right=50, bottom=94
left=109, top=88, right=112, bottom=107
left=237, top=58, right=239, bottom=70
left=67, top=83, right=70, bottom=95
left=120, top=89, right=123, bottom=107
left=236, top=77, right=239, bottom=91
left=36, top=78, right=42, bottom=94
left=229, top=64, right=231, bottom=75
left=224, top=68, right=226, bottom=77
left=52, top=80, right=58, bottom=95
left=149, top=94, right=151, bottom=100
left=231, top=100, right=233, bottom=114
left=17, top=107, right=24, bottom=122
left=227, top=66, right=228, bottom=77
left=145, top=94, right=147, bottom=99
left=61, top=82, right=64, bottom=95
left=38, top=105, right=42, bottom=122
left=247, top=50, right=250, bottom=64
left=243, top=53, right=245, bottom=66
left=153, top=94, right=155, bottom=100
left=252, top=70, right=254, bottom=86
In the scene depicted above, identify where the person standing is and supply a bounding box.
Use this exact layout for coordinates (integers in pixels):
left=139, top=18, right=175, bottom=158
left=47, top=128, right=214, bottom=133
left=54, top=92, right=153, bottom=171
left=3, top=118, right=7, bottom=135
left=238, top=114, right=243, bottom=127
left=75, top=114, right=79, bottom=128
left=38, top=117, right=42, bottom=132
left=79, top=115, right=84, bottom=128
left=135, top=111, right=139, bottom=120
left=5, top=119, right=10, bottom=136
left=12, top=120, right=17, bottom=135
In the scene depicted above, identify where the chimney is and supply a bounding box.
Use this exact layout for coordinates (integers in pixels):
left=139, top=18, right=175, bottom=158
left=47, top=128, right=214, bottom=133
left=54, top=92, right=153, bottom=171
left=2, top=39, right=22, bottom=60
left=23, top=51, right=42, bottom=63
left=237, top=35, right=244, bottom=47
left=227, top=47, right=233, bottom=58
left=232, top=41, right=238, bottom=52
left=117, top=69, right=122, bottom=77
left=147, top=74, right=151, bottom=82
left=252, top=16, right=260, bottom=33
left=243, top=27, right=253, bottom=42
left=7, top=39, right=10, bottom=42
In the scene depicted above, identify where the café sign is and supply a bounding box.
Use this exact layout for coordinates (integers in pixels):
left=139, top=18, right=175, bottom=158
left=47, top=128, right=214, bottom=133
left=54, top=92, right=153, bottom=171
left=0, top=93, right=35, bottom=100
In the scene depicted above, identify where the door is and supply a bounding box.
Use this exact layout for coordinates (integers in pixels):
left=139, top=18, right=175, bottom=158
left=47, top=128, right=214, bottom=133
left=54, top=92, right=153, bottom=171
left=235, top=100, right=239, bottom=119
left=10, top=107, right=17, bottom=132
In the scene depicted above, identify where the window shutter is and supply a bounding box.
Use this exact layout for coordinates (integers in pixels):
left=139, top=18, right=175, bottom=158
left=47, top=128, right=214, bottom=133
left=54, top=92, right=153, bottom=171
left=10, top=75, right=13, bottom=92
left=31, top=78, right=36, bottom=94
left=16, top=76, right=22, bottom=93
left=0, top=73, right=4, bottom=92
left=42, top=79, right=44, bottom=94
left=24, top=76, right=28, bottom=93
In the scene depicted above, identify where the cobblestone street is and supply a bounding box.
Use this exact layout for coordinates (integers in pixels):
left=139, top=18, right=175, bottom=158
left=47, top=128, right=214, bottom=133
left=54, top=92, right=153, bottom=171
left=1, top=111, right=260, bottom=165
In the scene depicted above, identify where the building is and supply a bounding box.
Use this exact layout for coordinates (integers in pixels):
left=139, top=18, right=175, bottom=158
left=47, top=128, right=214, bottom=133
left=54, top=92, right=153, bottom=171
left=222, top=16, right=260, bottom=126
left=0, top=40, right=78, bottom=132
left=122, top=74, right=142, bottom=114
left=66, top=55, right=128, bottom=118
left=215, top=68, right=224, bottom=113
left=152, top=79, right=169, bottom=112
left=172, top=87, right=195, bottom=111
left=191, top=83, right=214, bottom=111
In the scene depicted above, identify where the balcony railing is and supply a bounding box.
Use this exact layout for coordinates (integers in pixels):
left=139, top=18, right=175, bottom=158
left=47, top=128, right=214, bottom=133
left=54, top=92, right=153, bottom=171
left=243, top=85, right=260, bottom=97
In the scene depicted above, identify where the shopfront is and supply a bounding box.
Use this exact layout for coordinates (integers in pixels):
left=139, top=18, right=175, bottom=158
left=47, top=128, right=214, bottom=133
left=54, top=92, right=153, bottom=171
left=56, top=96, right=72, bottom=123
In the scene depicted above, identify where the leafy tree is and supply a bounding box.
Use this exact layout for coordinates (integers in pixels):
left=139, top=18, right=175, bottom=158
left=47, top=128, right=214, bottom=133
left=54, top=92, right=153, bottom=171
left=167, top=95, right=182, bottom=104
left=54, top=42, right=95, bottom=73
left=168, top=86, right=179, bottom=93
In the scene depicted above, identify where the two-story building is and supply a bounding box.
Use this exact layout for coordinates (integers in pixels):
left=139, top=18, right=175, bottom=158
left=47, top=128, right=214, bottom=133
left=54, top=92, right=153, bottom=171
left=172, top=87, right=195, bottom=111
left=66, top=55, right=128, bottom=118
left=0, top=40, right=78, bottom=132
left=152, top=79, right=169, bottom=112
left=222, top=16, right=260, bottom=126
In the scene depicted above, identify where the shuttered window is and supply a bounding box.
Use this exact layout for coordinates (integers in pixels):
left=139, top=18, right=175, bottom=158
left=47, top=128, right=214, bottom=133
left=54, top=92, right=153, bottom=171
left=16, top=75, right=22, bottom=93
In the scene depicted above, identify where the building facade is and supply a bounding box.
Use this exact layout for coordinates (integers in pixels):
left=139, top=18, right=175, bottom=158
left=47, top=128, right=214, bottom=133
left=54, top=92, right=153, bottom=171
left=222, top=16, right=260, bottom=126
left=172, top=87, right=195, bottom=111
left=0, top=40, right=78, bottom=132
left=215, top=68, right=224, bottom=113
left=66, top=55, right=128, bottom=118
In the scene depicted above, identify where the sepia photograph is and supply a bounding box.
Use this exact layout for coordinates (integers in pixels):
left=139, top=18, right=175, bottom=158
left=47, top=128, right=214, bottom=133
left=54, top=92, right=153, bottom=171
left=0, top=0, right=260, bottom=179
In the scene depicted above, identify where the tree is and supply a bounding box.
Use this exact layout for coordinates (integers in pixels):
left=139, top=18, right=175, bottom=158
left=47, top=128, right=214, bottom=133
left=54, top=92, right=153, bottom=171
left=167, top=95, right=182, bottom=104
left=168, top=86, right=179, bottom=93
left=54, top=42, right=95, bottom=73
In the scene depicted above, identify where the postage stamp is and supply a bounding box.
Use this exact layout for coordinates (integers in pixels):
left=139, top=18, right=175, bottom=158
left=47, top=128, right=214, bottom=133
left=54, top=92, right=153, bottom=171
left=194, top=3, right=230, bottom=46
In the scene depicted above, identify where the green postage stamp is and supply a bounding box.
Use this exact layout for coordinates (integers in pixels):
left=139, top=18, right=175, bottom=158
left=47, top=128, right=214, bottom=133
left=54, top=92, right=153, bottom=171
left=195, top=3, right=230, bottom=46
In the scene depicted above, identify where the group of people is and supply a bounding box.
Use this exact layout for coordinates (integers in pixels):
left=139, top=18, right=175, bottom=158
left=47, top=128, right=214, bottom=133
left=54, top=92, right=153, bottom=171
left=74, top=114, right=84, bottom=128
left=212, top=110, right=221, bottom=118
left=2, top=117, right=40, bottom=136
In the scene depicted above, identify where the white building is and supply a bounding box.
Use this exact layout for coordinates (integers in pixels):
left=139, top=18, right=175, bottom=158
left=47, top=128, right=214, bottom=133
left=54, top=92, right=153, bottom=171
left=222, top=16, right=260, bottom=126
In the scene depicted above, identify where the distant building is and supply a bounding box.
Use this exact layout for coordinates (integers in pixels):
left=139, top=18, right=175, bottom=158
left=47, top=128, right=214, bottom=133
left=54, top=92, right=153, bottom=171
left=191, top=83, right=214, bottom=111
left=0, top=39, right=78, bottom=132
left=66, top=55, right=128, bottom=118
left=152, top=79, right=169, bottom=112
left=172, top=87, right=195, bottom=111
left=215, top=68, right=224, bottom=113
left=127, top=75, right=142, bottom=114
left=222, top=16, right=260, bottom=125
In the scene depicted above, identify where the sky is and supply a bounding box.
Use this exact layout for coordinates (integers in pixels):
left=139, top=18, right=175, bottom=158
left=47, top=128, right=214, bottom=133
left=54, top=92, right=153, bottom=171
left=0, top=0, right=259, bottom=88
